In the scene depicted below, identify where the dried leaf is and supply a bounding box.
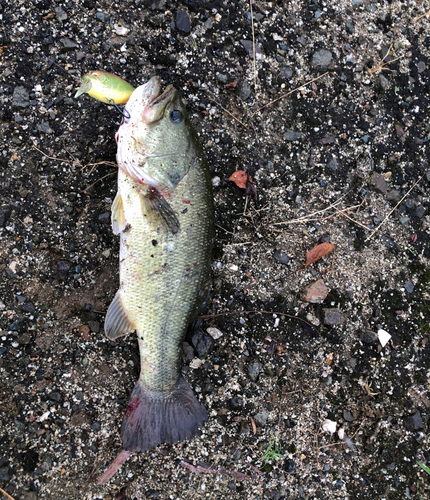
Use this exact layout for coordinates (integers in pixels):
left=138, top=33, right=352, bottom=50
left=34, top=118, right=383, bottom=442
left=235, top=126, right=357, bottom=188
left=326, top=353, right=333, bottom=365
left=250, top=417, right=257, bottom=435
left=305, top=242, right=335, bottom=266
left=225, top=82, right=238, bottom=88
left=229, top=170, right=252, bottom=189
left=12, top=153, right=19, bottom=161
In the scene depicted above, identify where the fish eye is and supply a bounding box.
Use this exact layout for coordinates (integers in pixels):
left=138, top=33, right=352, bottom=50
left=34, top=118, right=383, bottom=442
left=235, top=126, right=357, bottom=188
left=170, top=110, right=183, bottom=124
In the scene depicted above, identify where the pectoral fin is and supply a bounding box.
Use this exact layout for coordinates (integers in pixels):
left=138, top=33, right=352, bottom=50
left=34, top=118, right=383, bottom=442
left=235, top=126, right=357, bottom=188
left=105, top=291, right=135, bottom=339
left=140, top=188, right=180, bottom=234
left=112, top=192, right=126, bottom=235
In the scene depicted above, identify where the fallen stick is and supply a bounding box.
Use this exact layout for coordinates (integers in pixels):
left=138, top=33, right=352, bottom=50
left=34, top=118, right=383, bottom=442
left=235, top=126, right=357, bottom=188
left=181, top=460, right=254, bottom=482
left=97, top=450, right=133, bottom=485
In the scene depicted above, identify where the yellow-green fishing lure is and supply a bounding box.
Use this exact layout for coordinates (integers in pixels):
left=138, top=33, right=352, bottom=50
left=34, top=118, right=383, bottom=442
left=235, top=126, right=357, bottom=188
left=75, top=70, right=134, bottom=104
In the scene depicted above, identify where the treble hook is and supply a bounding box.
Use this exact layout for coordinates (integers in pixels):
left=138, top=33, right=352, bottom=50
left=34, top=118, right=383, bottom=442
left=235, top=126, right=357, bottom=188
left=105, top=97, right=131, bottom=126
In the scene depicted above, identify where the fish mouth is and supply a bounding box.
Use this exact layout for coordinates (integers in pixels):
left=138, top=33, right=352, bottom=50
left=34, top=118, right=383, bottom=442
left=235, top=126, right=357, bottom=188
left=142, top=78, right=178, bottom=124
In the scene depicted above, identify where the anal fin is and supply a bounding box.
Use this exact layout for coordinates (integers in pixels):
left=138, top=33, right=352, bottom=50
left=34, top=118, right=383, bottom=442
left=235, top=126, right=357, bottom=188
left=105, top=290, right=135, bottom=339
left=140, top=187, right=179, bottom=234
left=112, top=192, right=126, bottom=235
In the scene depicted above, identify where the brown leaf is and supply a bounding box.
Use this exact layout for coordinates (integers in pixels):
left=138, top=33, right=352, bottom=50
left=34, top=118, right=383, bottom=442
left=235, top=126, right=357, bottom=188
left=305, top=242, right=335, bottom=266
left=326, top=353, right=333, bottom=365
left=225, top=82, right=238, bottom=88
left=12, top=153, right=19, bottom=161
left=229, top=170, right=252, bottom=190
left=250, top=417, right=257, bottom=435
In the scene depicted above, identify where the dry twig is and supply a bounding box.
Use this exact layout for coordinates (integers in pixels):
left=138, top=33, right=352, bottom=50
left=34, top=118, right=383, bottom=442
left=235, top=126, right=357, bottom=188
left=413, top=11, right=430, bottom=22
left=365, top=172, right=425, bottom=241
left=0, top=488, right=16, bottom=500
left=368, top=45, right=402, bottom=75
left=255, top=72, right=329, bottom=113
left=249, top=0, right=257, bottom=93
left=207, top=96, right=248, bottom=128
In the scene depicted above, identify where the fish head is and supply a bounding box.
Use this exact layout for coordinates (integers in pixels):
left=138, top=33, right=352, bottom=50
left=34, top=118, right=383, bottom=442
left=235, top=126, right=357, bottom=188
left=117, top=76, right=196, bottom=190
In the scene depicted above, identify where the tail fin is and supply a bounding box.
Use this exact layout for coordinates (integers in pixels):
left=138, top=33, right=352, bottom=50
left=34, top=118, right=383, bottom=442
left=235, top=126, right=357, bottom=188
left=121, top=377, right=207, bottom=451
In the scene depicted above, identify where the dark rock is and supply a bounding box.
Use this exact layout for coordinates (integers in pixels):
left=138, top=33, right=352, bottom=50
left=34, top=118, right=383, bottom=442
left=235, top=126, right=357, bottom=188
left=417, top=61, right=426, bottom=74
left=247, top=358, right=262, bottom=382
left=88, top=321, right=100, bottom=333
left=37, top=122, right=53, bottom=134
left=230, top=396, right=243, bottom=410
left=49, top=391, right=61, bottom=402
left=0, top=466, right=9, bottom=481
left=176, top=10, right=191, bottom=33
left=91, top=422, right=101, bottom=431
left=237, top=81, right=251, bottom=100
left=41, top=455, right=52, bottom=471
left=416, top=205, right=426, bottom=218
left=361, top=330, right=378, bottom=344
left=71, top=410, right=89, bottom=427
left=375, top=74, right=390, bottom=93
left=96, top=11, right=105, bottom=22
left=182, top=341, right=194, bottom=362
left=191, top=331, right=214, bottom=358
left=283, top=130, right=302, bottom=141
left=404, top=280, right=414, bottom=293
left=395, top=125, right=404, bottom=137
left=311, top=49, right=332, bottom=70
left=0, top=205, right=11, bottom=228
left=51, top=260, right=71, bottom=279
left=216, top=73, right=228, bottom=84
left=404, top=411, right=424, bottom=431
left=328, top=157, right=337, bottom=170
left=60, top=37, right=78, bottom=49
left=240, top=40, right=262, bottom=58
left=321, top=136, right=335, bottom=144
left=55, top=6, right=67, bottom=21
left=8, top=320, right=20, bottom=331
left=284, top=458, right=296, bottom=473
left=386, top=189, right=401, bottom=202
left=20, top=302, right=36, bottom=313
left=253, top=410, right=269, bottom=426
left=279, top=66, right=293, bottom=79
left=273, top=250, right=290, bottom=265
left=403, top=198, right=415, bottom=209
left=228, top=481, right=236, bottom=491
left=370, top=172, right=388, bottom=194
left=0, top=347, right=7, bottom=356
left=323, top=308, right=342, bottom=325
left=20, top=449, right=39, bottom=473
left=380, top=235, right=397, bottom=249
left=12, top=86, right=30, bottom=110
left=343, top=409, right=354, bottom=421
left=17, top=334, right=31, bottom=345
left=345, top=21, right=355, bottom=34
left=98, top=212, right=110, bottom=223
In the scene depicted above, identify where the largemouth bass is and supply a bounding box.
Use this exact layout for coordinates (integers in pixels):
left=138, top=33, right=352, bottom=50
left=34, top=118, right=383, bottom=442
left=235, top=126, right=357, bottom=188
left=105, top=76, right=214, bottom=452
left=75, top=70, right=134, bottom=104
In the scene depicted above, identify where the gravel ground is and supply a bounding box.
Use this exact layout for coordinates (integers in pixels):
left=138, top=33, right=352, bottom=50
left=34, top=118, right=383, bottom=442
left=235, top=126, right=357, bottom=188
left=1, top=1, right=430, bottom=499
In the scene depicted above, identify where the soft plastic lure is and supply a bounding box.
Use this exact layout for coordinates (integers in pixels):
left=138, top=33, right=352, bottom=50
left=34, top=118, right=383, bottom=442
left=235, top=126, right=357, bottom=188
left=74, top=70, right=134, bottom=104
